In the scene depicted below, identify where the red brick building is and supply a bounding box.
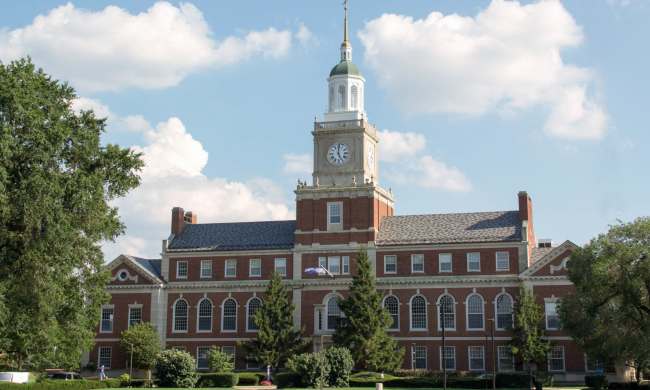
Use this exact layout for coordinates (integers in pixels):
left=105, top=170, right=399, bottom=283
left=87, top=7, right=632, bottom=383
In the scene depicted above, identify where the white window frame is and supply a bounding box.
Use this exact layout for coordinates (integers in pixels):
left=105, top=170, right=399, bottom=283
left=225, top=259, right=237, bottom=278
left=222, top=346, right=235, bottom=363
left=440, top=346, right=456, bottom=371
left=466, top=293, right=485, bottom=331
left=318, top=256, right=327, bottom=269
left=439, top=253, right=452, bottom=273
left=326, top=295, right=343, bottom=331
left=127, top=304, right=142, bottom=328
left=196, top=298, right=213, bottom=333
left=98, top=346, right=112, bottom=369
left=383, top=295, right=400, bottom=331
left=545, top=300, right=560, bottom=330
left=496, top=251, right=510, bottom=271
left=274, top=258, right=287, bottom=277
left=409, top=295, right=428, bottom=331
left=196, top=346, right=210, bottom=370
left=328, top=256, right=341, bottom=274
left=221, top=298, right=238, bottom=332
left=249, top=258, right=262, bottom=277
left=384, top=255, right=397, bottom=274
left=548, top=345, right=566, bottom=372
left=327, top=201, right=343, bottom=229
left=100, top=305, right=114, bottom=333
left=411, top=254, right=424, bottom=273
left=246, top=297, right=262, bottom=332
left=176, top=260, right=188, bottom=279
left=412, top=345, right=427, bottom=370
left=200, top=260, right=212, bottom=279
left=437, top=294, right=456, bottom=331
left=468, top=346, right=485, bottom=371
left=467, top=252, right=481, bottom=272
left=495, top=293, right=514, bottom=330
left=172, top=299, right=189, bottom=333
left=497, top=345, right=515, bottom=372
left=342, top=256, right=350, bottom=274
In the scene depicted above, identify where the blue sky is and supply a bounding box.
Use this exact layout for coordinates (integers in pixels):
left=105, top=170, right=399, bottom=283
left=1, top=0, right=648, bottom=260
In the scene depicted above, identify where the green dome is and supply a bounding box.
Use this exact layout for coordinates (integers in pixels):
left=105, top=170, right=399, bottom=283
left=329, top=60, right=361, bottom=77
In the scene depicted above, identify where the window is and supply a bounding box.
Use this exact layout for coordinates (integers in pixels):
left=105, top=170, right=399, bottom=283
left=383, top=295, right=399, bottom=330
left=548, top=346, right=565, bottom=372
left=467, top=252, right=481, bottom=272
left=466, top=294, right=484, bottom=330
left=498, top=346, right=515, bottom=372
left=222, top=346, right=235, bottom=363
left=410, top=295, right=427, bottom=330
left=249, top=259, right=261, bottom=277
left=225, top=259, right=237, bottom=278
left=318, top=257, right=327, bottom=269
left=197, top=299, right=212, bottom=332
left=98, top=346, right=112, bottom=369
left=413, top=346, right=427, bottom=369
left=176, top=261, right=188, bottom=279
left=384, top=255, right=397, bottom=274
left=545, top=301, right=560, bottom=330
left=327, top=296, right=343, bottom=330
left=438, top=295, right=456, bottom=330
left=328, top=256, right=341, bottom=274
left=342, top=256, right=350, bottom=274
left=351, top=85, right=358, bottom=110
left=586, top=355, right=604, bottom=373
left=274, top=258, right=287, bottom=277
left=247, top=297, right=262, bottom=331
left=200, top=260, right=212, bottom=278
left=468, top=346, right=485, bottom=371
left=496, top=251, right=510, bottom=271
left=496, top=294, right=514, bottom=330
left=329, top=86, right=334, bottom=111
left=100, top=306, right=113, bottom=333
left=337, top=85, right=346, bottom=110
left=222, top=298, right=237, bottom=331
left=197, top=346, right=210, bottom=370
left=328, top=202, right=342, bottom=225
left=440, top=346, right=456, bottom=371
left=411, top=254, right=424, bottom=273
left=439, top=253, right=452, bottom=273
left=128, top=306, right=142, bottom=327
left=173, top=299, right=188, bottom=332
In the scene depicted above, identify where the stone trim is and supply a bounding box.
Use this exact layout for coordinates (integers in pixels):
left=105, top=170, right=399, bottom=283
left=519, top=240, right=578, bottom=277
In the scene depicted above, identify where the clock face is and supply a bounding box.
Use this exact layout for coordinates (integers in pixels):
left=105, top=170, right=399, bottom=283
left=327, top=143, right=350, bottom=165
left=367, top=145, right=375, bottom=168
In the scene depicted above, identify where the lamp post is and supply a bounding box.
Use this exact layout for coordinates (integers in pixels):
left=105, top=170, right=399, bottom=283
left=127, top=341, right=133, bottom=385
left=488, top=318, right=496, bottom=390
left=437, top=302, right=447, bottom=390
left=411, top=343, right=416, bottom=370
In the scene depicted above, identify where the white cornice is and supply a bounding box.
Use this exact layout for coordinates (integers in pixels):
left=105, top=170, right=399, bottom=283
left=106, top=254, right=163, bottom=284
left=165, top=249, right=293, bottom=257
left=519, top=240, right=578, bottom=278
left=376, top=242, right=525, bottom=251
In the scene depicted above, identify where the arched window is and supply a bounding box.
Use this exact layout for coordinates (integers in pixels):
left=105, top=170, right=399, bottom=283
left=438, top=294, right=456, bottom=330
left=383, top=295, right=399, bottom=330
left=329, top=86, right=335, bottom=112
left=327, top=296, right=343, bottom=330
left=221, top=298, right=237, bottom=331
left=338, top=85, right=347, bottom=111
left=466, top=294, right=484, bottom=330
left=197, top=299, right=212, bottom=332
left=247, top=297, right=262, bottom=331
left=351, top=85, right=358, bottom=110
left=410, top=295, right=427, bottom=330
left=496, top=294, right=514, bottom=330
left=173, top=299, right=188, bottom=332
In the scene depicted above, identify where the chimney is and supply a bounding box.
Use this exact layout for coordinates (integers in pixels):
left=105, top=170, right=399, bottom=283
left=171, top=207, right=185, bottom=236
left=518, top=191, right=533, bottom=223
left=538, top=239, right=553, bottom=248
left=184, top=211, right=198, bottom=224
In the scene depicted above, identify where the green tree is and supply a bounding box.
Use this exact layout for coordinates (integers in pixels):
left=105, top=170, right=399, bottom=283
left=559, top=218, right=650, bottom=381
left=207, top=346, right=234, bottom=373
left=510, top=287, right=549, bottom=381
left=0, top=58, right=142, bottom=370
left=119, top=323, right=161, bottom=380
left=333, top=249, right=404, bottom=372
left=155, top=349, right=198, bottom=388
left=243, top=272, right=308, bottom=369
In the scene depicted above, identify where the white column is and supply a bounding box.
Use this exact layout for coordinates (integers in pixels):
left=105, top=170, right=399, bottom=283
left=292, top=288, right=302, bottom=331
left=151, top=286, right=167, bottom=345
left=293, top=251, right=302, bottom=280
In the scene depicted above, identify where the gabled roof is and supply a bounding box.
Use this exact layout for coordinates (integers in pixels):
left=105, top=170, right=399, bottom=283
left=168, top=220, right=296, bottom=252
left=132, top=257, right=162, bottom=277
left=107, top=254, right=163, bottom=283
left=376, top=210, right=522, bottom=246
left=530, top=247, right=554, bottom=263
left=520, top=240, right=579, bottom=278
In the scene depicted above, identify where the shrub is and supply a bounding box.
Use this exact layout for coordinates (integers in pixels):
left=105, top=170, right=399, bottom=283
left=324, top=347, right=354, bottom=387
left=208, top=346, right=234, bottom=373
left=0, top=379, right=120, bottom=390
left=155, top=349, right=199, bottom=388
left=495, top=372, right=533, bottom=388
left=237, top=372, right=265, bottom=385
left=286, top=352, right=330, bottom=388
left=349, top=372, right=396, bottom=387
left=586, top=375, right=608, bottom=390
left=197, top=372, right=239, bottom=387
left=274, top=372, right=300, bottom=388
left=118, top=373, right=130, bottom=386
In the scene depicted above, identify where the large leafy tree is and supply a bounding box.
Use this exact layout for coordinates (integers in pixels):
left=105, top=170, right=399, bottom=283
left=0, top=58, right=142, bottom=370
left=559, top=218, right=650, bottom=381
left=120, top=323, right=161, bottom=380
left=243, top=272, right=308, bottom=369
left=510, top=287, right=549, bottom=378
left=333, top=249, right=404, bottom=372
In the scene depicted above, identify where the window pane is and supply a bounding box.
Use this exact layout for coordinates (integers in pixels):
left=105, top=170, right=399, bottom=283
left=201, top=260, right=212, bottom=278
left=223, top=299, right=237, bottom=331
left=496, top=294, right=514, bottom=329
left=498, top=346, right=514, bottom=371
left=250, top=259, right=261, bottom=277
left=128, top=307, right=142, bottom=327
left=384, top=296, right=399, bottom=330
left=439, top=295, right=455, bottom=329
left=174, top=300, right=188, bottom=331
left=439, top=253, right=452, bottom=272
left=384, top=255, right=397, bottom=273
left=496, top=252, right=510, bottom=271
left=546, top=302, right=560, bottom=329
left=328, top=256, right=340, bottom=274
left=441, top=346, right=456, bottom=370
left=342, top=256, right=350, bottom=274
left=327, top=297, right=342, bottom=330
left=414, top=346, right=427, bottom=369
left=198, top=300, right=212, bottom=331
left=274, top=258, right=287, bottom=276
left=549, top=346, right=565, bottom=371
left=329, top=203, right=341, bottom=224
left=467, top=252, right=480, bottom=271
left=410, top=296, right=427, bottom=329
left=225, top=260, right=237, bottom=277
left=197, top=347, right=210, bottom=369
left=318, top=257, right=327, bottom=269
left=412, top=254, right=424, bottom=272
left=247, top=298, right=261, bottom=331
left=222, top=346, right=235, bottom=362
left=101, top=308, right=113, bottom=332
left=467, top=295, right=484, bottom=330
left=469, top=346, right=485, bottom=371
left=177, top=261, right=188, bottom=278
left=98, top=347, right=112, bottom=369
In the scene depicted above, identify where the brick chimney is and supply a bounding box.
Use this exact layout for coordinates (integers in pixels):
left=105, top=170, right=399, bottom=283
left=518, top=191, right=537, bottom=267
left=171, top=207, right=185, bottom=236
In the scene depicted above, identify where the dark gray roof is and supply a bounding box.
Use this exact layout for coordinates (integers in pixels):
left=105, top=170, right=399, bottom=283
left=168, top=220, right=296, bottom=251
left=376, top=210, right=522, bottom=246
left=132, top=257, right=162, bottom=278
left=530, top=247, right=554, bottom=263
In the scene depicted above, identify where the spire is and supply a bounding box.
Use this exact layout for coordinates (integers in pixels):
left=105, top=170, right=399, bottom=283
left=340, top=0, right=352, bottom=61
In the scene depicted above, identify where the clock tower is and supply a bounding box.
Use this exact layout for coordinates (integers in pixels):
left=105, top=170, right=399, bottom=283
left=294, top=1, right=394, bottom=246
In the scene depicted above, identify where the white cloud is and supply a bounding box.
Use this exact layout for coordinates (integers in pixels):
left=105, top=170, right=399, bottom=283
left=0, top=2, right=294, bottom=92
left=378, top=129, right=426, bottom=162
left=282, top=153, right=312, bottom=176
left=103, top=111, right=292, bottom=261
left=296, top=22, right=318, bottom=47
left=358, top=0, right=608, bottom=140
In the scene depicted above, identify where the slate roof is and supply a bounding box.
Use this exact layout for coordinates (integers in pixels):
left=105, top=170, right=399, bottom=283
left=530, top=247, right=555, bottom=264
left=131, top=256, right=162, bottom=278
left=168, top=220, right=296, bottom=251
left=376, top=210, right=522, bottom=246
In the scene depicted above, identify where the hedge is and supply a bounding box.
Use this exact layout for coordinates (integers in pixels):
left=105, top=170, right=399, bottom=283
left=196, top=372, right=239, bottom=387
left=586, top=375, right=608, bottom=389
left=608, top=383, right=650, bottom=390
left=274, top=372, right=300, bottom=388
left=237, top=372, right=266, bottom=385
left=0, top=379, right=121, bottom=390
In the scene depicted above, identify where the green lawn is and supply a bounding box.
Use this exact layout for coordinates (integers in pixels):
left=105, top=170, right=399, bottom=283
left=95, top=388, right=587, bottom=390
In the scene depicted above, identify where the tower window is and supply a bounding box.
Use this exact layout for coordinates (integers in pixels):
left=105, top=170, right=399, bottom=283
left=338, top=85, right=346, bottom=111
left=328, top=202, right=342, bottom=225
left=329, top=86, right=335, bottom=112
left=351, top=85, right=358, bottom=110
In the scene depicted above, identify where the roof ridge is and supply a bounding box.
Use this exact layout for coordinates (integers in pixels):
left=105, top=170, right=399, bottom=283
left=387, top=210, right=518, bottom=218
left=185, top=219, right=296, bottom=227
